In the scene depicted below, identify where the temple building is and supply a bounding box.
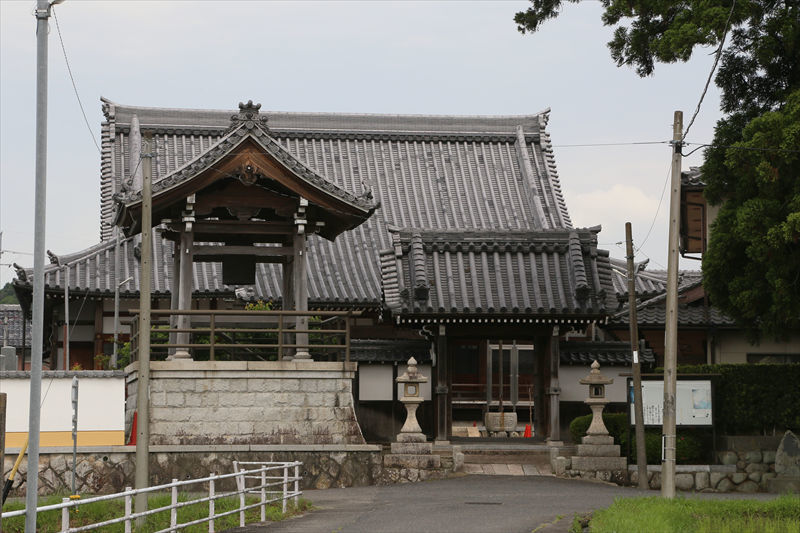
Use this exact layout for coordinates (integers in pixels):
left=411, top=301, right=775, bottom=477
left=12, top=98, right=634, bottom=444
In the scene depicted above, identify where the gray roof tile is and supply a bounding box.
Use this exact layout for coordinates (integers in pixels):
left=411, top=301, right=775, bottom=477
left=560, top=341, right=655, bottom=366
left=380, top=229, right=615, bottom=319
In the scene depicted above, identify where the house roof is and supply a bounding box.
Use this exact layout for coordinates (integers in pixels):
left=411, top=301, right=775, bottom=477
left=682, top=166, right=705, bottom=189
left=349, top=338, right=431, bottom=363
left=560, top=341, right=655, bottom=366
left=610, top=278, right=736, bottom=328
left=380, top=228, right=615, bottom=323
left=608, top=257, right=668, bottom=305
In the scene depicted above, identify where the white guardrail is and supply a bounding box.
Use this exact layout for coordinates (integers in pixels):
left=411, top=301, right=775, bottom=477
left=3, top=461, right=302, bottom=532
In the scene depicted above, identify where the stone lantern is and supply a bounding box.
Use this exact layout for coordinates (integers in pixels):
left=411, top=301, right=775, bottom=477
left=395, top=357, right=428, bottom=443
left=567, top=360, right=627, bottom=478
left=579, top=360, right=614, bottom=439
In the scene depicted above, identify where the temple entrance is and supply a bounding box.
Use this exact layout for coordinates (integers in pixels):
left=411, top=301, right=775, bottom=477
left=450, top=340, right=537, bottom=439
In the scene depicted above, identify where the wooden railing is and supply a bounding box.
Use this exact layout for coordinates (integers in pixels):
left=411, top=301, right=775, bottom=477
left=128, top=309, right=360, bottom=363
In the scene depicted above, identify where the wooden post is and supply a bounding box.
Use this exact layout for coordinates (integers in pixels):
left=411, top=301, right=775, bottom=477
left=168, top=240, right=180, bottom=357
left=173, top=217, right=194, bottom=360
left=533, top=336, right=546, bottom=439
left=626, top=222, right=649, bottom=489
left=547, top=326, right=561, bottom=443
left=662, top=110, right=683, bottom=498
left=435, top=325, right=448, bottom=443
left=292, top=231, right=309, bottom=358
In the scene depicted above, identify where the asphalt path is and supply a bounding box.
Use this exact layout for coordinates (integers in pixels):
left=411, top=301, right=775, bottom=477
left=222, top=475, right=780, bottom=533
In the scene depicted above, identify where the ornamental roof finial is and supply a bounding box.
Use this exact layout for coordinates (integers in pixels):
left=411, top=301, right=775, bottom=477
left=229, top=100, right=269, bottom=133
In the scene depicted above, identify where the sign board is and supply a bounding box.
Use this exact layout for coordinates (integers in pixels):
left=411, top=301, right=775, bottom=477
left=628, top=379, right=713, bottom=426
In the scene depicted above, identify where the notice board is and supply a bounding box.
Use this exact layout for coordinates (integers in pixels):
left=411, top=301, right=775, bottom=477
left=629, top=379, right=713, bottom=426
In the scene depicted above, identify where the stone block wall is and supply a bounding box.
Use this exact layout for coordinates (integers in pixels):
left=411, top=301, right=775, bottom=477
left=126, top=361, right=364, bottom=445
left=2, top=445, right=383, bottom=496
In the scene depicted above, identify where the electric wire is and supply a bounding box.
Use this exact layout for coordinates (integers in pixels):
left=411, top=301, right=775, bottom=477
left=682, top=0, right=737, bottom=140
left=636, top=161, right=672, bottom=253
left=52, top=7, right=101, bottom=155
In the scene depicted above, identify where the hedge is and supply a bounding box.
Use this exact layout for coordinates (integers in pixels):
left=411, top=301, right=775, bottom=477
left=665, top=364, right=800, bottom=435
left=569, top=413, right=710, bottom=464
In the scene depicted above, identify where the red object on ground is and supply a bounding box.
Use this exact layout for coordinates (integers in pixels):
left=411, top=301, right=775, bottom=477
left=523, top=424, right=532, bottom=438
left=127, top=411, right=137, bottom=445
left=473, top=421, right=477, bottom=427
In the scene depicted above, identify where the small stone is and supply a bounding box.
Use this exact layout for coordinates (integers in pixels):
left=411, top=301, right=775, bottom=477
left=760, top=472, right=777, bottom=489
left=650, top=472, right=661, bottom=490
left=695, top=472, right=710, bottom=491
left=745, top=450, right=763, bottom=464
left=748, top=472, right=762, bottom=483
left=676, top=473, right=694, bottom=491
left=762, top=450, right=776, bottom=464
left=736, top=460, right=747, bottom=470
left=732, top=472, right=748, bottom=484
left=745, top=463, right=768, bottom=474
left=718, top=451, right=738, bottom=465
left=736, top=480, right=760, bottom=493
left=596, top=470, right=611, bottom=482
left=710, top=472, right=726, bottom=488
left=716, top=478, right=734, bottom=492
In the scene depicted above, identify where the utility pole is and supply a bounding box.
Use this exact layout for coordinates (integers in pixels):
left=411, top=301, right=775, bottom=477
left=662, top=110, right=683, bottom=498
left=26, top=1, right=60, bottom=529
left=625, top=222, right=648, bottom=489
left=134, top=136, right=153, bottom=522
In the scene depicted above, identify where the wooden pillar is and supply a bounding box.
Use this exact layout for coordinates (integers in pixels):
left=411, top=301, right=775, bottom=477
left=546, top=326, right=562, bottom=443
left=434, top=325, right=449, bottom=443
left=93, top=302, right=104, bottom=368
left=173, top=228, right=194, bottom=359
left=292, top=231, right=310, bottom=359
left=168, top=239, right=181, bottom=356
left=533, top=335, right=546, bottom=439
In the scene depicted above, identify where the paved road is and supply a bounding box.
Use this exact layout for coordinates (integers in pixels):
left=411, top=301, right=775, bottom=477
left=222, top=475, right=780, bottom=533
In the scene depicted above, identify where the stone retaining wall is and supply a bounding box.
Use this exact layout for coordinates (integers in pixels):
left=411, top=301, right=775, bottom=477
left=126, top=361, right=364, bottom=445
left=2, top=445, right=383, bottom=496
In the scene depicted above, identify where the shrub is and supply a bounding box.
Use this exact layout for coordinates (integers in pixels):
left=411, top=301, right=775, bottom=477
left=570, top=413, right=709, bottom=464
left=655, top=364, right=800, bottom=435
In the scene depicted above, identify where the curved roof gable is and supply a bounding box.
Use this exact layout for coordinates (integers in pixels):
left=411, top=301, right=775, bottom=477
left=115, top=101, right=377, bottom=240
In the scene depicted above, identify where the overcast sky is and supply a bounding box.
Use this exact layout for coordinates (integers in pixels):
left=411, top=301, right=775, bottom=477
left=0, top=0, right=722, bottom=287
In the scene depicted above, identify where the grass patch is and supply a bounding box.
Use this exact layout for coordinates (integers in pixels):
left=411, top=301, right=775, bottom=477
left=588, top=495, right=800, bottom=533
left=1, top=492, right=311, bottom=532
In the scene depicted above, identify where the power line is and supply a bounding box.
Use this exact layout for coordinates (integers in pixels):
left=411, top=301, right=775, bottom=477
left=683, top=142, right=800, bottom=158
left=52, top=7, right=101, bottom=155
left=636, top=161, right=672, bottom=252
left=683, top=0, right=737, bottom=140
left=551, top=141, right=667, bottom=148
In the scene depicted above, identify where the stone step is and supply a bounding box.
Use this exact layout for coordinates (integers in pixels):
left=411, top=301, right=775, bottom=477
left=464, top=453, right=550, bottom=464
left=462, top=463, right=552, bottom=476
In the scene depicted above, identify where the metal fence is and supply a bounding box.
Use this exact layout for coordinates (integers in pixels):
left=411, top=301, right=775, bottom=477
left=3, top=461, right=302, bottom=532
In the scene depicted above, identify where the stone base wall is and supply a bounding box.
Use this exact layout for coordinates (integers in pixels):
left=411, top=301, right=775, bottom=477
left=2, top=445, right=383, bottom=496
left=126, top=361, right=364, bottom=445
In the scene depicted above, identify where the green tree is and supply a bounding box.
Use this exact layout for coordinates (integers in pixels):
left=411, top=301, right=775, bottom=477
left=515, top=1, right=800, bottom=339
left=0, top=282, right=19, bottom=304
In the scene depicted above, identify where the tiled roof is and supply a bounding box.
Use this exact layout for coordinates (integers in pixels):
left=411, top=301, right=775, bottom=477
left=560, top=341, right=655, bottom=366
left=99, top=99, right=572, bottom=240
left=116, top=103, right=377, bottom=237
left=350, top=339, right=431, bottom=363
left=18, top=100, right=584, bottom=313
left=682, top=166, right=705, bottom=189
left=380, top=229, right=615, bottom=321
left=610, top=279, right=735, bottom=328
left=608, top=257, right=668, bottom=304
left=0, top=304, right=29, bottom=348
left=24, top=231, right=383, bottom=309
left=0, top=370, right=126, bottom=379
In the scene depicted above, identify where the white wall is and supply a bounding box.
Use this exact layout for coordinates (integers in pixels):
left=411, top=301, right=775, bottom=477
left=559, top=365, right=629, bottom=403
left=0, top=375, right=125, bottom=434
left=359, top=364, right=393, bottom=401
left=715, top=332, right=800, bottom=364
